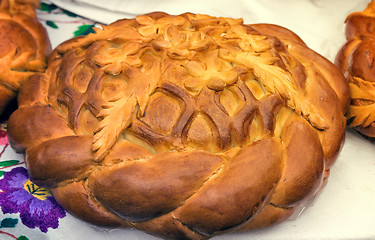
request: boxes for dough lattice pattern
[8,12,348,239]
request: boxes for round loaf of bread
[0,0,51,115]
[336,0,375,138]
[8,12,348,239]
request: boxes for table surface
[0,0,374,239]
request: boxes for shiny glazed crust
[8,12,348,239]
[0,0,51,115]
[335,0,375,138]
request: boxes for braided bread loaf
[335,0,375,138]
[8,12,348,239]
[0,0,51,115]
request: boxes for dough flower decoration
[182,54,238,92]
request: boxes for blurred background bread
[336,0,375,138]
[0,0,51,116]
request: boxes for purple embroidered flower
[0,167,66,233]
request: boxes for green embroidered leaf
[46,20,58,29]
[40,3,58,12]
[18,236,29,240]
[0,160,19,167]
[0,218,18,228]
[74,25,95,37]
[62,9,78,17]
[0,171,4,177]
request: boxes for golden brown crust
[8,12,348,239]
[239,204,295,231]
[7,104,75,152]
[25,135,96,187]
[51,181,130,227]
[270,116,324,208]
[0,0,40,18]
[0,0,51,115]
[335,0,375,138]
[253,23,349,167]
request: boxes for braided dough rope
[8,12,348,239]
[336,0,375,138]
[0,0,51,115]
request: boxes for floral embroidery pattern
[0,167,66,233]
[0,218,29,240]
[38,2,96,37]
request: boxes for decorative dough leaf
[92,95,137,160]
[221,50,328,129]
[347,77,375,127]
[92,53,160,161]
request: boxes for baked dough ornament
[0,0,51,115]
[8,12,348,239]
[336,0,375,138]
